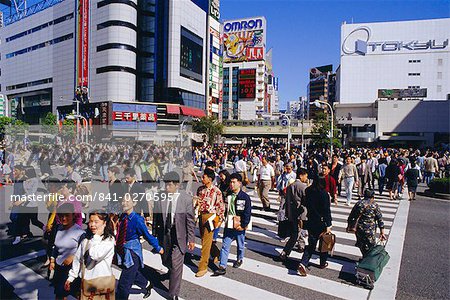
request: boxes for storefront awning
[166,105,180,115]
[180,106,206,118]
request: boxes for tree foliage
[311,112,342,149]
[0,117,29,138]
[42,112,59,135]
[192,116,224,145]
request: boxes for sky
[220,0,450,109]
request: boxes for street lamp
[180,116,193,147]
[67,114,89,143]
[313,99,334,157]
[280,113,291,152]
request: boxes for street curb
[417,189,450,201]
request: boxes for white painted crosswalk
[0,185,407,300]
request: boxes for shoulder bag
[81,239,116,300]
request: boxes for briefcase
[318,232,336,253]
[277,220,291,239]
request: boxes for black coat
[304,188,332,235]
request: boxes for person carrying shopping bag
[65,210,116,300]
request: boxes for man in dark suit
[357,156,370,199]
[279,168,308,260]
[153,172,195,300]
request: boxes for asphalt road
[396,185,450,300]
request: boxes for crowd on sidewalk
[0,139,449,299]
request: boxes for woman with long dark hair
[65,210,116,299]
[298,176,332,276]
[218,169,231,197]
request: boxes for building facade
[307,64,335,119]
[221,16,267,120]
[338,18,450,104]
[206,0,222,119]
[0,0,210,124]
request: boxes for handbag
[81,240,116,300]
[277,220,291,239]
[318,232,336,253]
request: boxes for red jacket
[324,174,337,199]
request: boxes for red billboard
[76,0,89,87]
[239,69,256,99]
[246,47,264,61]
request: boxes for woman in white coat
[65,210,116,300]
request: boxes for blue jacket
[227,190,252,228]
[116,211,161,268]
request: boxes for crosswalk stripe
[0,250,46,269]
[111,268,171,299]
[187,244,369,300]
[141,249,292,300]
[250,215,392,233]
[0,263,76,300]
[250,206,395,224]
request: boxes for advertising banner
[378,88,427,98]
[76,0,89,87]
[223,17,266,63]
[239,69,256,99]
[209,0,220,21]
[310,64,332,80]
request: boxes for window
[6,34,73,59]
[6,13,74,43]
[96,66,137,75]
[408,73,420,76]
[437,85,442,93]
[437,72,442,79]
[97,43,137,53]
[98,0,137,9]
[97,20,137,31]
[6,78,52,91]
[438,58,443,66]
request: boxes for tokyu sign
[224,18,263,32]
[342,26,449,55]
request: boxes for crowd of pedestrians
[0,139,449,298]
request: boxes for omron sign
[224,19,263,32]
[342,26,449,55]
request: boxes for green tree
[0,116,13,135]
[61,118,76,140]
[42,112,58,135]
[192,116,224,145]
[311,112,342,149]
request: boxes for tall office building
[0,0,210,124]
[338,18,449,104]
[307,64,335,119]
[221,16,267,120]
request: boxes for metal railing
[4,0,64,27]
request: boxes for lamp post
[67,114,88,143]
[313,99,333,157]
[280,113,291,152]
[180,116,193,148]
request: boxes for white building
[338,18,450,104]
[222,16,267,120]
[0,0,209,124]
